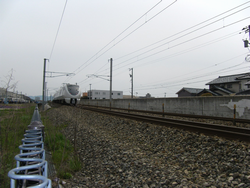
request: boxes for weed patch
[43,113,82,180]
[0,104,35,188]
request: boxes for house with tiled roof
[205,72,250,96]
[176,87,203,97]
[176,73,250,97]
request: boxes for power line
[79,22,249,90]
[115,1,250,61]
[117,52,248,92]
[133,62,248,91]
[111,16,250,74]
[63,0,164,83]
[111,7,250,71]
[93,4,250,76]
[49,0,68,60]
[76,2,250,90]
[110,30,241,77]
[71,0,178,77]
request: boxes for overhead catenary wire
[114,1,250,61]
[63,0,164,83]
[132,62,248,92]
[112,7,250,70]
[114,16,250,72]
[49,0,68,61]
[77,30,242,86]
[96,16,249,78]
[92,4,250,77]
[74,1,249,95]
[116,50,249,92]
[75,0,163,74]
[109,30,241,78]
[138,52,248,87]
[69,0,178,78]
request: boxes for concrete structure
[88,90,123,100]
[80,95,250,119]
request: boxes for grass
[0,104,82,187]
[42,112,82,180]
[0,104,36,188]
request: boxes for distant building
[0,87,31,103]
[88,90,123,99]
[176,87,203,97]
[176,73,250,97]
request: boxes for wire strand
[72,0,178,77]
[49,0,68,61]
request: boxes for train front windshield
[67,85,79,95]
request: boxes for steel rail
[80,104,250,124]
[80,106,250,142]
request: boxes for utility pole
[242,25,250,48]
[42,58,48,111]
[110,58,113,102]
[129,68,133,98]
[89,84,91,101]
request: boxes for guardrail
[8,106,52,188]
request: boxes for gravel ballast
[46,106,250,188]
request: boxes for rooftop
[176,87,203,94]
[206,72,250,85]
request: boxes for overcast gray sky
[1,0,250,98]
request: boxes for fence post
[233,104,236,126]
[162,103,164,117]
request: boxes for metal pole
[42,58,47,111]
[110,58,113,102]
[233,104,236,126]
[129,68,133,98]
[131,68,133,98]
[45,82,48,102]
[89,84,91,101]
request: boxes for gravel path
[46,106,250,188]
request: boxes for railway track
[78,105,250,142]
[80,105,250,124]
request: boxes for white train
[53,83,81,105]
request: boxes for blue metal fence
[8,106,52,188]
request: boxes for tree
[146,93,151,98]
[2,69,18,103]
